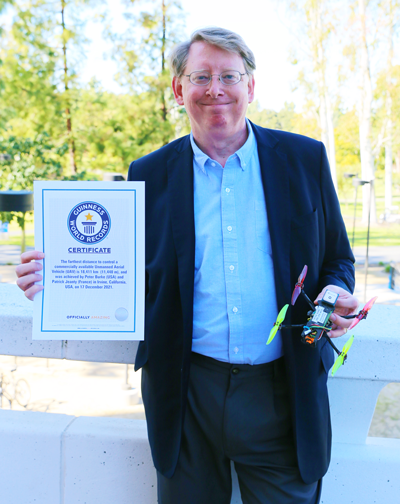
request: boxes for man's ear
[247,74,255,104]
[172,76,184,106]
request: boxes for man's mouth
[201,102,232,106]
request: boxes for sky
[79,0,299,112]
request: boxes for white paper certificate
[33,181,145,340]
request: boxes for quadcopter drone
[267,265,377,376]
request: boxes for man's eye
[223,74,235,80]
[193,73,209,82]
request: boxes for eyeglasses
[183,70,248,86]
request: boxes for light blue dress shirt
[191,120,283,365]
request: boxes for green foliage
[334,107,361,192]
[72,83,180,173]
[247,100,296,131]
[0,210,31,231]
[247,100,320,140]
[0,0,188,182]
[0,133,67,189]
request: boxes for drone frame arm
[322,333,341,356]
[300,290,316,311]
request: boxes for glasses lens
[190,71,211,85]
[220,71,241,85]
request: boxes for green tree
[278,0,339,190]
[247,100,297,132]
[108,0,187,147]
[0,133,67,190]
[0,0,104,176]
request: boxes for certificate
[33,181,145,340]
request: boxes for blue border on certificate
[41,189,136,334]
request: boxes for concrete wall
[1,284,400,503]
[0,411,156,504]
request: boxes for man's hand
[15,250,45,301]
[314,285,359,339]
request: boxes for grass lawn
[344,222,400,247]
[0,234,34,247]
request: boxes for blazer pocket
[291,208,318,230]
[290,208,319,263]
[255,200,272,255]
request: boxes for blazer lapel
[166,137,195,349]
[252,123,292,311]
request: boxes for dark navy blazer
[127,123,355,484]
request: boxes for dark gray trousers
[157,352,321,504]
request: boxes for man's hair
[169,27,256,78]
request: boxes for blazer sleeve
[317,143,355,294]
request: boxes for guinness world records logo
[68,201,111,244]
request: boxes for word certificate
[33,181,145,341]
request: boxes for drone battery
[310,289,339,326]
[311,306,330,325]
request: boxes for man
[17,27,358,504]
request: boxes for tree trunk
[310,0,338,191]
[384,0,394,219]
[385,111,393,218]
[61,0,77,174]
[358,0,376,224]
[395,150,400,174]
[325,91,338,192]
[161,0,167,123]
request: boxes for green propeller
[331,335,355,376]
[267,304,289,345]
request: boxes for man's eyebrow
[188,68,242,72]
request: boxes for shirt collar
[190,118,255,174]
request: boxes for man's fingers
[15,260,43,279]
[20,250,44,264]
[23,284,44,301]
[16,273,43,292]
[329,313,353,339]
[15,251,45,300]
[334,296,359,315]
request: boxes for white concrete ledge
[1,409,400,504]
[0,284,139,363]
[0,410,157,504]
[322,438,400,504]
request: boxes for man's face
[172,41,255,139]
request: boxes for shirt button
[227,226,232,231]
[229,265,234,271]
[232,307,238,313]
[225,188,230,193]
[234,346,239,353]
[243,162,246,167]
[232,367,240,375]
[211,162,216,167]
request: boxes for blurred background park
[0,0,399,436]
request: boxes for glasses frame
[183,70,248,86]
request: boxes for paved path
[353,246,400,265]
[0,244,34,265]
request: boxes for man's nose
[206,75,224,98]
